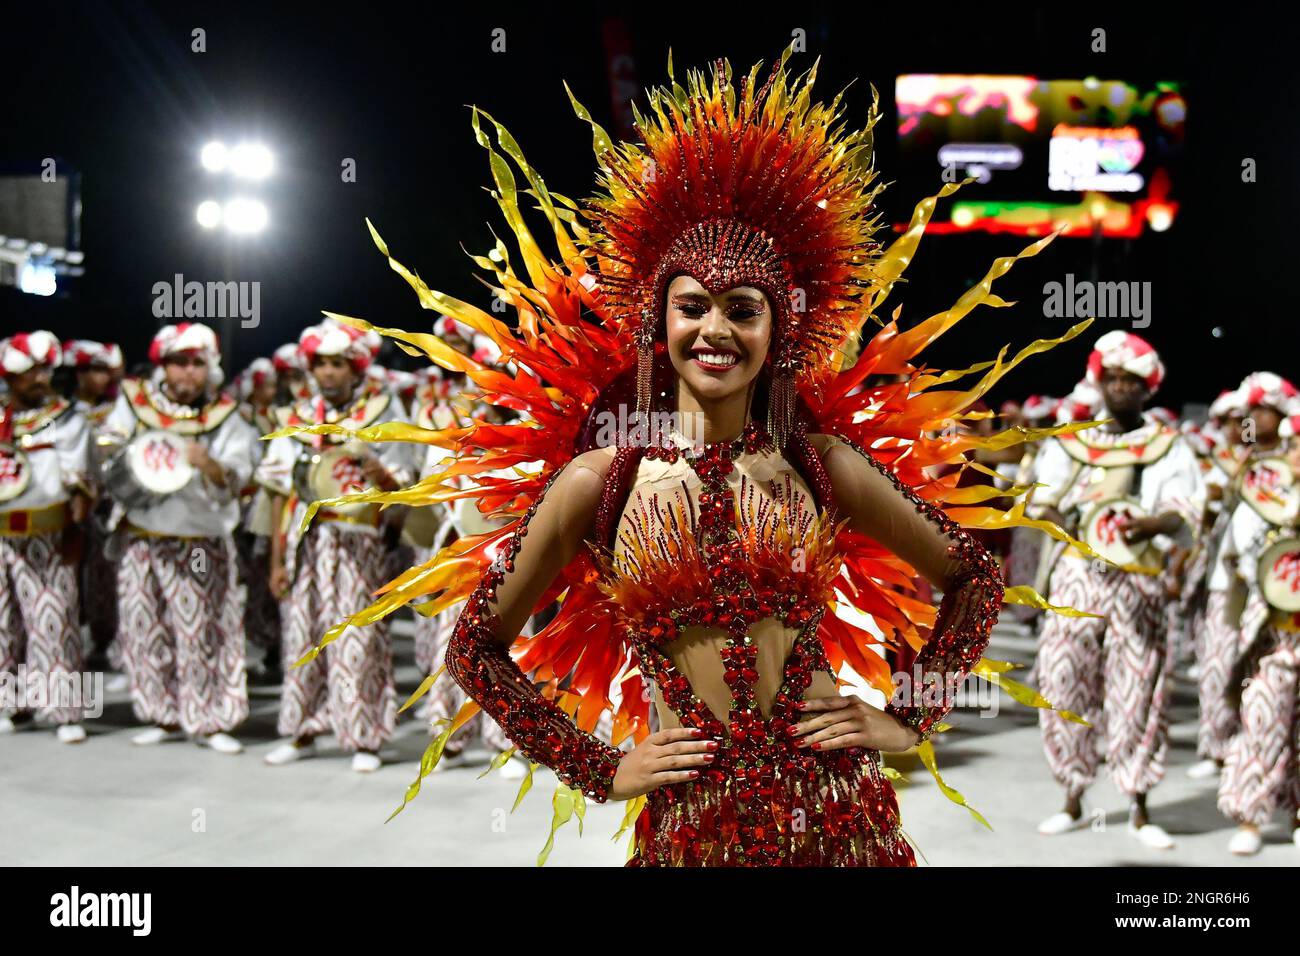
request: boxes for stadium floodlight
[223,198,268,234]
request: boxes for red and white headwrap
[272,342,305,373]
[1239,371,1300,415]
[150,322,220,364]
[1280,415,1300,440]
[1208,387,1246,420]
[1149,406,1178,426]
[1021,394,1058,421]
[62,339,124,370]
[1085,330,1165,394]
[299,321,371,372]
[1,330,62,374]
[1057,379,1102,424]
[236,357,276,401]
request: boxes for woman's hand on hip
[792,695,920,753]
[608,727,718,801]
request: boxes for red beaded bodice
[589,422,913,865]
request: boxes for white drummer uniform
[101,376,257,735]
[0,397,91,726]
[1215,455,1300,826]
[257,389,412,753]
[1032,412,1205,799]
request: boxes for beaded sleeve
[443,471,626,803]
[832,437,1005,743]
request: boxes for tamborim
[127,429,194,495]
[0,448,32,503]
[303,444,376,519]
[1240,457,1299,527]
[1080,497,1156,568]
[1258,533,1300,612]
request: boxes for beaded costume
[277,48,1090,865]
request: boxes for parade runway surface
[3,620,1296,867]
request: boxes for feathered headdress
[584,51,884,443]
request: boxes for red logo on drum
[1096,507,1131,546]
[331,456,365,494]
[1274,551,1300,595]
[143,438,179,472]
[0,454,24,485]
[1245,463,1281,492]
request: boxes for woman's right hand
[607,727,718,801]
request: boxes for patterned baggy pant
[1197,591,1242,762]
[1218,625,1300,827]
[278,523,396,752]
[1037,558,1171,799]
[0,531,84,725]
[118,534,248,735]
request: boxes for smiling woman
[288,45,1082,867]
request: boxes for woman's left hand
[792,695,920,753]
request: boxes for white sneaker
[351,752,381,773]
[56,724,87,745]
[496,755,527,780]
[0,716,15,734]
[198,732,243,755]
[105,673,130,694]
[1038,810,1089,835]
[264,739,316,766]
[131,726,186,746]
[1128,821,1175,849]
[1186,759,1221,780]
[1228,828,1263,856]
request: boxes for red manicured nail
[811,742,821,750]
[705,741,718,751]
[689,770,700,778]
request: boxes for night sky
[4,3,1297,408]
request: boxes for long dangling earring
[634,309,654,438]
[767,364,796,448]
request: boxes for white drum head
[1241,457,1299,526]
[0,449,32,503]
[1259,536,1300,613]
[127,431,194,495]
[1081,497,1149,567]
[308,446,373,516]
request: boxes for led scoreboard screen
[895,74,1186,237]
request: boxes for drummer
[100,323,257,755]
[257,320,412,773]
[1029,331,1205,848]
[0,332,93,743]
[1213,372,1300,855]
